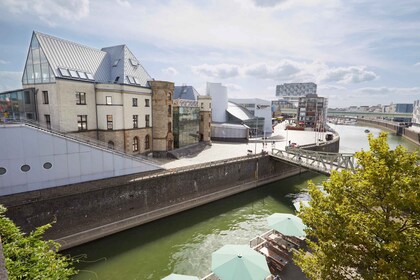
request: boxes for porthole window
[43,162,52,169]
[21,165,30,172]
[0,167,6,175]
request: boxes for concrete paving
[158,122,323,169]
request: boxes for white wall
[230,98,272,135]
[206,82,227,122]
[0,124,161,196]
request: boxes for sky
[0,0,419,108]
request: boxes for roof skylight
[59,68,70,77]
[69,70,79,78]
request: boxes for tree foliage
[0,205,77,279]
[295,133,420,280]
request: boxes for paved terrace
[159,123,328,169]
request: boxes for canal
[66,124,418,280]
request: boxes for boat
[364,129,370,133]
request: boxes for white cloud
[162,67,179,76]
[0,0,89,26]
[192,64,240,79]
[192,60,378,85]
[116,0,130,7]
[0,60,8,65]
[225,83,242,92]
[251,0,288,8]
[414,62,420,67]
[319,66,379,84]
[0,71,23,91]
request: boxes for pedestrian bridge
[270,148,359,175]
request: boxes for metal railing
[271,147,358,175]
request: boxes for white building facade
[229,98,272,135]
[206,82,227,123]
[413,99,420,125]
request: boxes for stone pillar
[198,95,212,144]
[150,81,174,157]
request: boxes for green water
[66,124,418,280]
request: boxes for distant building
[412,100,420,125]
[297,94,328,130]
[229,98,272,136]
[276,82,317,108]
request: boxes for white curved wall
[0,124,161,196]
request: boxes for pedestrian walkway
[159,123,325,169]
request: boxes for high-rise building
[276,82,317,108]
[297,94,328,130]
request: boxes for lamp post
[254,115,258,154]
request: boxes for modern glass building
[0,88,37,122]
[173,100,200,148]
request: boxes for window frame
[76,92,86,105]
[145,134,150,150]
[145,114,150,127]
[132,98,138,107]
[77,115,88,131]
[145,99,150,107]
[106,96,112,105]
[132,136,139,152]
[107,115,113,130]
[42,90,49,104]
[133,115,138,128]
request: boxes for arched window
[133,137,139,152]
[167,92,172,100]
[145,135,150,150]
[108,141,114,149]
[168,122,172,132]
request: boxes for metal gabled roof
[101,44,152,87]
[35,31,110,82]
[174,85,200,100]
[32,31,152,87]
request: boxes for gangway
[270,148,358,175]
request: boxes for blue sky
[0,0,419,107]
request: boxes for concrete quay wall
[0,155,303,250]
[357,119,420,145]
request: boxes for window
[0,167,6,175]
[108,141,115,149]
[45,114,51,129]
[132,137,139,152]
[168,122,172,132]
[113,59,120,67]
[132,98,138,107]
[201,102,204,109]
[106,96,112,105]
[77,115,87,131]
[86,73,94,80]
[24,91,31,104]
[167,92,172,100]
[76,92,86,105]
[168,105,171,117]
[21,165,30,172]
[43,162,52,169]
[107,115,113,130]
[201,115,203,122]
[133,115,138,128]
[209,103,211,109]
[69,70,79,78]
[59,68,70,77]
[145,114,150,127]
[145,99,150,107]
[145,135,150,149]
[42,91,49,104]
[78,71,88,79]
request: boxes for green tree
[0,205,77,279]
[295,133,420,280]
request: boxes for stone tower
[198,95,212,144]
[150,80,174,157]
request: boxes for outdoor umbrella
[267,213,306,237]
[161,273,199,280]
[211,244,270,280]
